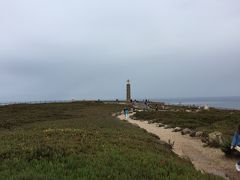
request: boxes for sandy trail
[118,114,239,180]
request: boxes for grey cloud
[0,0,240,101]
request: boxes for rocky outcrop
[172,127,182,132]
[195,131,204,137]
[148,120,154,124]
[158,123,164,127]
[131,116,137,120]
[208,131,224,146]
[190,131,197,137]
[181,128,192,135]
[164,125,171,129]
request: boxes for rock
[148,120,154,124]
[164,125,171,129]
[172,127,182,132]
[208,131,224,146]
[195,131,204,137]
[131,116,137,120]
[190,131,197,137]
[201,137,208,143]
[181,128,192,135]
[158,123,164,127]
[155,123,160,127]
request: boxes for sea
[154,96,240,110]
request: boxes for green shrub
[221,139,232,156]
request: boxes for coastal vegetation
[0,102,221,179]
[134,104,240,140]
[133,103,240,156]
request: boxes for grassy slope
[134,106,240,139]
[0,102,220,179]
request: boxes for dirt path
[118,114,239,180]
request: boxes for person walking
[231,124,240,172]
[144,99,148,110]
[123,107,129,119]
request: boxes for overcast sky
[0,0,240,101]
